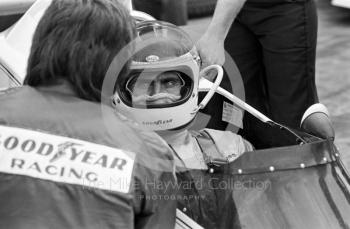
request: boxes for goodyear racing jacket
[0,83,176,229]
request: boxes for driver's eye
[161,78,182,88]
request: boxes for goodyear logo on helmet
[0,125,135,193]
[143,119,173,126]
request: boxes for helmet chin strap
[192,65,224,115]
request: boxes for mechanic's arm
[197,0,246,68]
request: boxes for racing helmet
[114,21,216,131]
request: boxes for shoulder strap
[193,130,229,167]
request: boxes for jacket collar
[36,80,78,97]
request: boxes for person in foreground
[113,21,254,228]
[0,1,176,228]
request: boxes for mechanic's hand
[196,33,225,81]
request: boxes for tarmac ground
[184,0,350,169]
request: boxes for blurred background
[314,0,350,169]
[133,0,216,26]
[134,0,350,169]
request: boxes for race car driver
[113,20,253,228]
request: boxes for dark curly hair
[24,0,135,102]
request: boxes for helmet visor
[126,71,187,106]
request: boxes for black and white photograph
[0,0,349,228]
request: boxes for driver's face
[127,71,184,105]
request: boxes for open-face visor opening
[121,69,194,109]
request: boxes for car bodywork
[176,137,350,228]
[332,0,350,9]
[0,0,55,90]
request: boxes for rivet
[238,169,242,174]
[183,207,187,212]
[300,163,305,169]
[323,157,327,162]
[335,153,339,157]
[209,168,215,174]
[192,93,196,98]
[269,166,275,172]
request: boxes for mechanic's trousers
[205,0,319,148]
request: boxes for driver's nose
[148,80,163,96]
